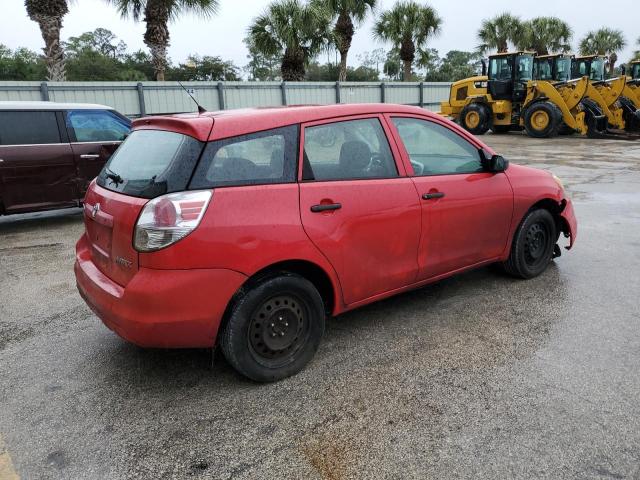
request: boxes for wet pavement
[0,133,639,479]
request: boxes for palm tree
[248,0,333,81]
[315,0,377,81]
[633,36,640,61]
[516,17,572,55]
[108,0,219,81]
[25,0,69,81]
[579,28,626,75]
[476,13,522,54]
[373,1,442,82]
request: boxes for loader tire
[523,101,561,138]
[460,103,490,135]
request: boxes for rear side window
[190,125,298,189]
[97,129,203,199]
[302,118,397,181]
[0,111,60,145]
[66,110,130,142]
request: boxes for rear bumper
[75,235,247,348]
[560,197,577,249]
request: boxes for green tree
[383,48,401,80]
[169,54,240,81]
[24,0,69,81]
[579,28,626,75]
[315,0,377,81]
[356,48,385,77]
[243,35,281,81]
[423,50,481,82]
[0,44,47,80]
[107,0,219,81]
[247,0,333,81]
[516,17,572,55]
[373,1,442,82]
[476,13,522,54]
[305,60,378,80]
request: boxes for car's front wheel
[503,209,557,279]
[220,273,325,382]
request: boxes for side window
[66,110,130,142]
[303,118,397,181]
[391,117,482,176]
[489,57,512,81]
[0,111,60,145]
[190,125,298,188]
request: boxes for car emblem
[92,203,100,219]
[115,256,133,268]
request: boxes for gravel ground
[0,133,639,479]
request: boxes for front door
[298,116,421,306]
[0,110,77,213]
[387,115,513,280]
[65,109,130,197]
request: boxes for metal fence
[0,80,451,117]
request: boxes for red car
[75,104,577,382]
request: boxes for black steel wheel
[248,294,310,366]
[220,273,325,382]
[503,208,557,279]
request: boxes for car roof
[0,101,112,111]
[133,103,439,141]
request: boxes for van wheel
[460,103,490,135]
[524,102,561,138]
[220,273,325,382]
[503,209,557,279]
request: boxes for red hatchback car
[75,104,577,381]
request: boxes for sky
[1,0,638,73]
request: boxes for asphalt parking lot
[1,133,639,480]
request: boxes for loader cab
[572,56,606,82]
[487,52,534,102]
[631,61,640,80]
[534,54,573,82]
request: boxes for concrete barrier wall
[0,80,451,117]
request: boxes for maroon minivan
[0,101,131,215]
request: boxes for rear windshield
[97,129,203,199]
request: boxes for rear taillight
[134,191,212,252]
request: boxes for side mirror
[479,149,508,172]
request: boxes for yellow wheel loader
[440,52,605,138]
[623,60,640,111]
[572,55,640,132]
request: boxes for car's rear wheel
[220,273,325,382]
[503,209,557,279]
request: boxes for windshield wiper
[104,167,124,185]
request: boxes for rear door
[298,115,421,306]
[0,110,77,213]
[65,109,131,197]
[387,115,513,280]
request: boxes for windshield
[97,129,204,199]
[516,55,534,82]
[556,57,572,82]
[590,58,605,81]
[534,59,553,80]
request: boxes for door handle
[422,192,445,200]
[80,154,100,159]
[310,203,341,213]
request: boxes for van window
[0,111,60,145]
[190,125,298,188]
[97,129,204,199]
[66,110,130,142]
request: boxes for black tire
[503,209,557,279]
[220,273,325,382]
[491,124,511,134]
[460,103,490,135]
[523,101,561,138]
